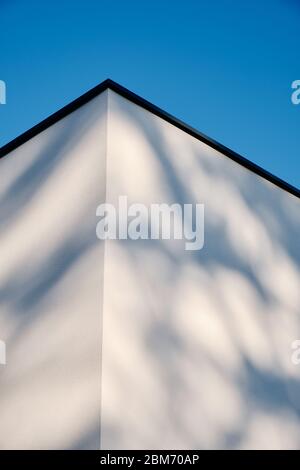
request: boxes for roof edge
[0,78,299,199]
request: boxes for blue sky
[0,0,299,188]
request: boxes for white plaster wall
[0,91,108,449]
[0,87,299,450]
[101,90,300,449]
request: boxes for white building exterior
[0,81,299,449]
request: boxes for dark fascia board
[0,78,299,199]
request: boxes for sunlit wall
[101,90,300,450]
[0,91,107,449]
[0,88,299,450]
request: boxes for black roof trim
[0,78,299,199]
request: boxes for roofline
[0,78,299,199]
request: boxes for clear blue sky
[0,0,299,188]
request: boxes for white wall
[101,90,300,449]
[0,91,108,449]
[0,87,299,450]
